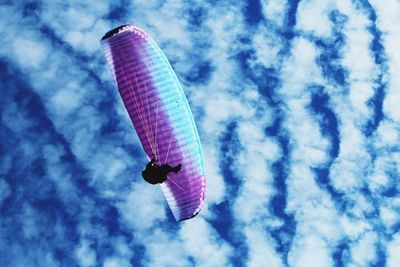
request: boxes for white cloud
[202,92,255,133]
[340,3,377,119]
[12,38,47,69]
[233,120,279,225]
[0,178,11,205]
[179,218,232,267]
[245,225,284,267]
[21,204,41,240]
[380,205,398,231]
[368,154,396,194]
[64,7,96,30]
[339,215,371,239]
[349,231,378,266]
[375,120,399,147]
[280,38,323,97]
[330,157,365,193]
[65,20,109,53]
[296,0,333,37]
[289,234,334,267]
[0,154,12,176]
[369,0,400,122]
[40,1,111,54]
[1,102,34,133]
[288,101,330,166]
[286,163,340,238]
[387,233,400,267]
[75,239,97,267]
[261,0,288,27]
[142,229,190,267]
[103,257,131,267]
[50,86,84,116]
[118,183,167,232]
[251,27,282,68]
[201,146,226,206]
[329,119,370,193]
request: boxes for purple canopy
[101,25,206,221]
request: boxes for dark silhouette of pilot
[142,156,182,184]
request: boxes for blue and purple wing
[101,25,206,221]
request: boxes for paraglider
[101,24,206,221]
[142,156,182,185]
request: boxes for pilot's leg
[161,164,182,174]
[171,164,182,173]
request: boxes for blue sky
[1,0,400,266]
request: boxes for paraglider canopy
[101,24,206,221]
[101,24,131,40]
